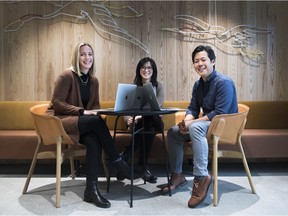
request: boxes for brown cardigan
[47,69,100,144]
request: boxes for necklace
[79,76,89,85]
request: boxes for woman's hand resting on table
[83,110,97,115]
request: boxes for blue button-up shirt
[186,70,238,120]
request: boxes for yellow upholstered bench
[1,100,287,162]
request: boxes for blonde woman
[47,42,131,208]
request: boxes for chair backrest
[30,104,74,145]
[206,104,249,145]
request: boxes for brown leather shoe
[161,173,187,193]
[188,174,212,208]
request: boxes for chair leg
[70,157,75,179]
[22,139,41,194]
[56,140,62,208]
[161,129,171,196]
[101,151,111,193]
[101,151,109,181]
[238,138,256,194]
[212,137,219,207]
[106,165,111,193]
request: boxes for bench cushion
[0,101,49,130]
[241,129,288,158]
[0,130,55,159]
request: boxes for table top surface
[95,107,184,116]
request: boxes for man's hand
[178,120,189,135]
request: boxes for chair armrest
[207,117,226,137]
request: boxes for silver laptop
[143,83,184,112]
[114,82,183,112]
[114,83,147,111]
[142,83,161,111]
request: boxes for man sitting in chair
[160,45,238,208]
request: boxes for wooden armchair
[176,104,256,206]
[22,104,86,208]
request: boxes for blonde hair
[70,42,96,76]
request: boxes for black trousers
[78,115,119,181]
[128,115,163,166]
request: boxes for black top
[79,72,90,109]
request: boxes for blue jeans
[167,120,211,176]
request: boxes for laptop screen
[114,83,147,111]
[143,83,161,111]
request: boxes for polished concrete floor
[0,161,288,215]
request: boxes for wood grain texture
[0,1,287,101]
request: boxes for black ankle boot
[84,180,111,208]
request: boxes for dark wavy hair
[134,57,158,87]
[192,45,216,69]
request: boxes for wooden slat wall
[0,1,287,101]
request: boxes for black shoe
[84,181,111,208]
[113,158,144,181]
[112,158,131,180]
[142,168,157,183]
[119,150,130,163]
[116,173,126,181]
[116,169,144,181]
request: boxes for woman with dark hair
[47,42,131,208]
[121,57,165,183]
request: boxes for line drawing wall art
[162,14,272,64]
[3,1,273,62]
[3,0,149,54]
